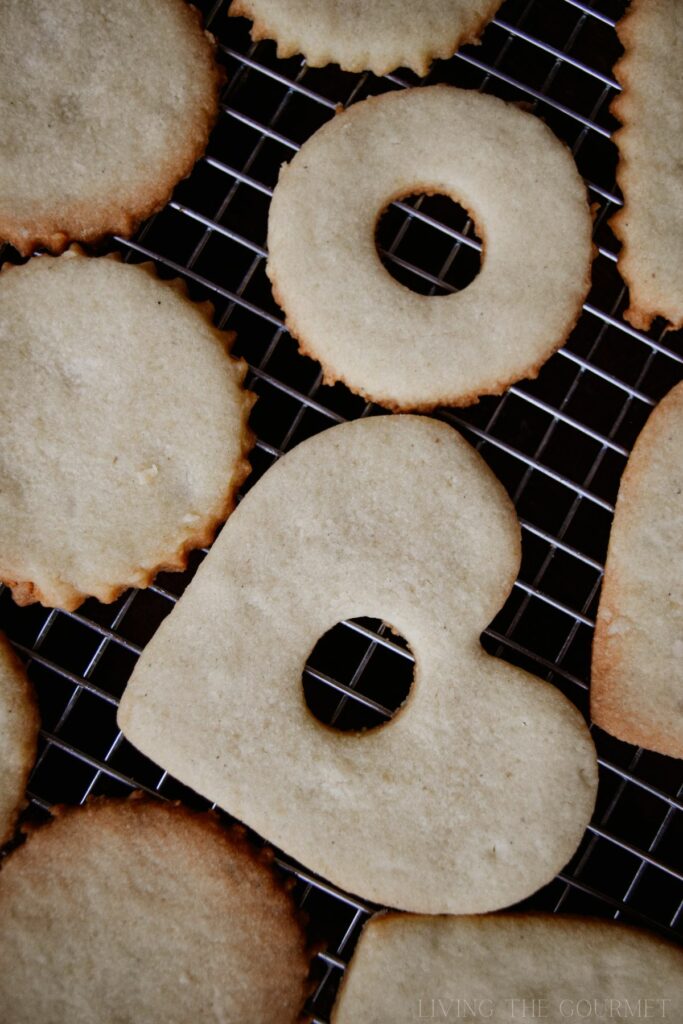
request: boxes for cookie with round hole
[0,0,222,256]
[592,381,683,759]
[0,633,39,848]
[118,415,598,914]
[331,913,683,1023]
[611,0,683,331]
[0,249,254,611]
[229,0,504,77]
[266,85,593,411]
[0,798,311,1023]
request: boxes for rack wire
[1,0,682,1019]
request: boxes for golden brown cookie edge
[0,250,256,612]
[591,381,683,759]
[228,0,504,77]
[0,4,224,257]
[0,634,40,849]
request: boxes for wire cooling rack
[1,0,682,1019]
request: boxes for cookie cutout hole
[376,192,482,296]
[302,617,415,733]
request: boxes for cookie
[119,415,597,914]
[611,0,683,331]
[0,249,254,611]
[0,0,222,256]
[267,86,593,411]
[592,381,683,759]
[0,634,39,848]
[0,799,310,1023]
[229,0,503,77]
[332,913,683,1023]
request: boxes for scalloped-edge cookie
[332,913,683,1023]
[0,249,254,611]
[611,0,683,331]
[0,798,311,1023]
[119,415,597,914]
[0,0,222,256]
[0,634,39,848]
[229,0,504,77]
[592,381,683,759]
[266,86,593,411]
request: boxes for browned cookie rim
[0,2,224,257]
[229,0,504,77]
[610,0,683,333]
[0,635,40,849]
[0,249,256,612]
[0,795,315,1023]
[591,381,683,759]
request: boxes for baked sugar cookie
[592,382,683,759]
[0,634,39,847]
[0,0,221,256]
[332,914,683,1023]
[267,86,593,411]
[229,0,504,77]
[0,799,310,1024]
[0,250,253,611]
[611,0,683,331]
[119,415,597,914]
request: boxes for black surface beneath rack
[1,1,682,1021]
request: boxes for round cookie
[0,799,311,1024]
[119,415,598,914]
[592,381,683,759]
[0,250,254,611]
[267,85,593,411]
[0,634,39,848]
[229,0,504,77]
[332,913,683,1023]
[0,0,222,256]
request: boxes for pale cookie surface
[229,0,503,76]
[592,382,683,759]
[0,800,310,1024]
[0,635,39,848]
[332,913,683,1023]
[0,0,221,256]
[0,250,253,612]
[119,415,597,914]
[267,86,593,411]
[611,0,683,331]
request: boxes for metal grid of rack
[1,0,682,1019]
